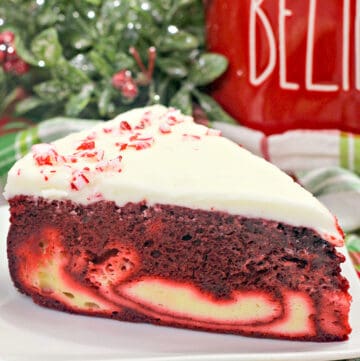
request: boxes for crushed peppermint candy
[96,155,123,173]
[29,108,213,193]
[32,143,62,166]
[85,132,97,141]
[119,121,132,131]
[135,114,152,129]
[128,136,154,150]
[76,140,95,151]
[162,108,185,126]
[159,122,171,134]
[166,115,178,126]
[103,127,113,134]
[74,149,105,162]
[182,134,201,141]
[39,168,58,182]
[206,129,222,136]
[129,133,141,141]
[63,155,78,163]
[115,142,128,151]
[71,170,90,191]
[135,120,146,130]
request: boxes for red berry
[0,31,15,45]
[112,70,139,100]
[121,81,138,100]
[0,32,30,75]
[2,59,29,74]
[12,59,30,75]
[0,50,5,63]
[5,46,17,60]
[112,70,130,90]
[3,60,14,73]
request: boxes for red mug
[205,0,360,135]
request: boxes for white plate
[0,205,360,361]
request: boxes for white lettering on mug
[343,0,350,91]
[249,0,359,92]
[306,0,339,91]
[249,0,277,85]
[279,0,299,90]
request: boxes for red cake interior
[7,195,351,341]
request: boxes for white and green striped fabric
[296,167,360,232]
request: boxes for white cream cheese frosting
[4,105,343,246]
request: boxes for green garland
[0,0,235,123]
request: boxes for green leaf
[14,97,44,115]
[53,58,90,88]
[69,11,98,39]
[34,80,71,102]
[346,234,360,252]
[89,50,113,78]
[136,9,160,40]
[0,69,8,114]
[31,28,62,66]
[69,33,93,50]
[114,52,135,71]
[94,38,117,63]
[1,88,21,113]
[157,58,188,78]
[170,86,192,115]
[147,82,160,105]
[37,6,60,27]
[65,84,95,117]
[97,1,128,35]
[98,87,112,118]
[2,121,30,130]
[193,90,237,124]
[70,54,96,76]
[156,76,172,103]
[189,54,228,86]
[85,0,102,5]
[0,67,5,96]
[13,35,39,66]
[159,31,199,52]
[165,0,197,22]
[178,0,197,6]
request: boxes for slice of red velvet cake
[4,106,351,341]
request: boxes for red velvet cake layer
[7,196,351,341]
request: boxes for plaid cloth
[1,117,360,278]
